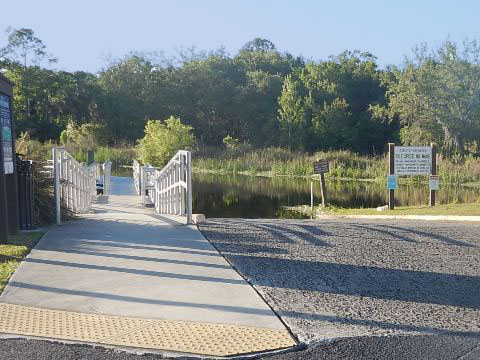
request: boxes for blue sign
[387,175,398,190]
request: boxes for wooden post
[388,143,395,210]
[87,149,94,166]
[430,143,437,206]
[320,173,327,207]
[310,180,314,210]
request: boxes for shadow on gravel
[279,311,480,337]
[208,219,333,248]
[350,224,418,243]
[266,335,480,360]
[250,223,332,247]
[350,223,476,247]
[380,224,477,248]
[228,255,480,309]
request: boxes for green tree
[290,51,395,153]
[277,74,305,149]
[384,39,480,155]
[97,55,160,141]
[241,38,276,52]
[312,97,352,149]
[174,53,243,145]
[136,116,196,167]
[0,27,57,120]
[59,121,106,149]
[236,70,283,146]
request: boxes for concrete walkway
[0,177,293,355]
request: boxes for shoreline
[287,203,480,218]
[193,167,480,187]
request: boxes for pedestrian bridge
[0,149,296,357]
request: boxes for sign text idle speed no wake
[394,146,431,176]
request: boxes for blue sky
[1,0,479,72]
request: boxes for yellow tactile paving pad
[0,303,296,356]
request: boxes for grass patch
[193,147,480,185]
[0,231,45,294]
[322,203,480,216]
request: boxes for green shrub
[136,116,196,167]
[60,121,106,149]
[223,135,240,150]
[16,132,53,161]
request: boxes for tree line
[1,28,479,156]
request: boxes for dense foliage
[1,29,480,156]
[381,42,480,155]
[136,116,196,166]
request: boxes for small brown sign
[313,160,329,174]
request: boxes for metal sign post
[310,180,314,211]
[429,143,437,206]
[388,143,395,210]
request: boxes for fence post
[141,166,146,207]
[28,161,35,229]
[186,151,192,224]
[53,147,61,224]
[180,154,185,215]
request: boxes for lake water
[192,173,480,218]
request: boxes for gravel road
[198,218,480,344]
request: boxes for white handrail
[133,160,141,195]
[53,147,97,224]
[103,160,112,194]
[53,147,110,224]
[132,151,192,224]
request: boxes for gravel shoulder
[198,218,480,344]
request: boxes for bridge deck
[0,177,294,356]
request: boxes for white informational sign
[3,161,13,174]
[429,175,440,190]
[394,146,432,176]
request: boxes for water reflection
[193,173,480,218]
[112,166,134,177]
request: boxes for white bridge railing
[53,147,110,224]
[133,151,192,224]
[103,160,112,195]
